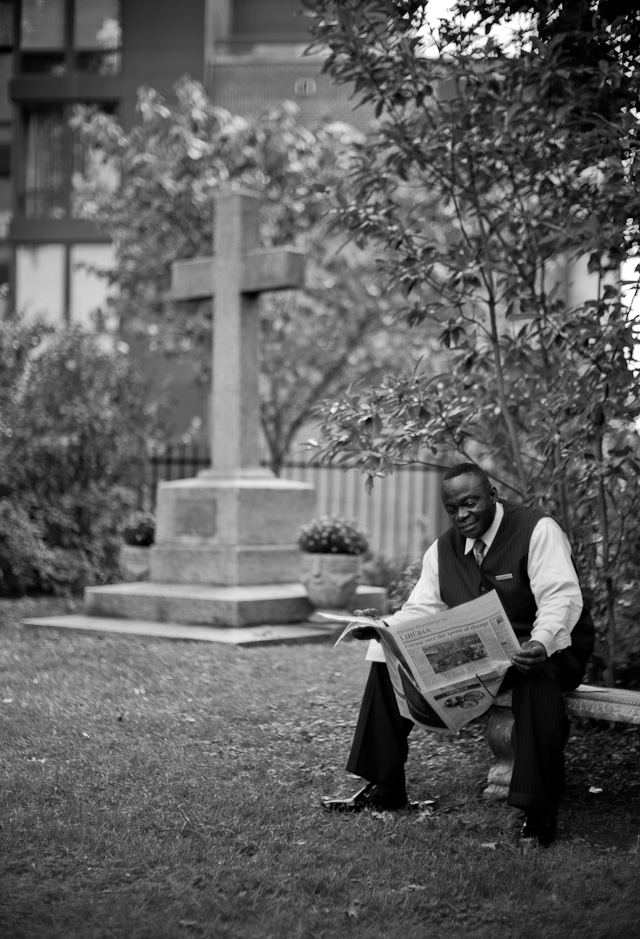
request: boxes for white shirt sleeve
[527,517,584,656]
[365,540,446,662]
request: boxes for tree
[72,78,433,474]
[302,0,640,680]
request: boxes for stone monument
[85,190,317,628]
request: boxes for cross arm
[170,248,305,302]
[240,248,305,294]
[170,257,213,301]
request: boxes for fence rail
[147,444,446,560]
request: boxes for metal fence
[148,444,447,561]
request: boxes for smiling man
[321,463,595,846]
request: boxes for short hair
[442,462,492,490]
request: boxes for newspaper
[321,590,521,734]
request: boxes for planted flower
[297,515,368,556]
[121,511,156,547]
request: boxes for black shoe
[520,811,557,847]
[321,782,409,813]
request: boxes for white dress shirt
[366,502,584,662]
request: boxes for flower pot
[300,552,361,610]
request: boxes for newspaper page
[321,591,521,733]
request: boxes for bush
[0,321,166,594]
[0,498,53,597]
[387,558,424,614]
[359,553,410,588]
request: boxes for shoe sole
[321,800,422,814]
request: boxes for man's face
[441,474,497,540]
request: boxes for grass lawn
[1,597,639,939]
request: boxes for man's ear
[489,486,498,503]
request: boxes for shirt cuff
[530,627,572,658]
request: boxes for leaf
[345,899,362,920]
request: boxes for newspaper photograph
[321,591,521,733]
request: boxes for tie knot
[473,539,485,566]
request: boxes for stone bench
[483,684,640,800]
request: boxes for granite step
[84,581,313,628]
[21,614,340,646]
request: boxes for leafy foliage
[387,557,425,614]
[121,511,156,547]
[302,1,640,678]
[0,320,165,594]
[0,500,52,597]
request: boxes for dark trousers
[346,648,587,813]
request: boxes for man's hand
[350,608,386,642]
[512,640,548,673]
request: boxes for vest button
[480,585,486,592]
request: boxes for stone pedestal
[86,471,318,629]
[483,705,516,800]
[119,545,151,583]
[150,474,315,587]
[85,581,313,628]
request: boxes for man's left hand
[349,608,385,642]
[511,640,548,673]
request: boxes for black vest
[438,501,594,659]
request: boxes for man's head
[441,463,497,540]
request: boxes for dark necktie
[473,538,485,567]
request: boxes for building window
[21,103,116,220]
[0,0,14,49]
[23,107,67,218]
[74,0,121,75]
[16,244,66,324]
[20,0,121,76]
[16,242,116,327]
[70,243,117,329]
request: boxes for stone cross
[171,190,305,475]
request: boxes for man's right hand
[350,608,385,641]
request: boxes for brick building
[1,0,365,329]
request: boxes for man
[322,462,594,846]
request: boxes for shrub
[0,498,53,597]
[359,553,411,588]
[0,320,166,593]
[121,511,155,547]
[387,558,424,614]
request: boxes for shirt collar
[464,501,504,555]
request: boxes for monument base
[150,544,303,586]
[82,582,389,631]
[23,586,389,647]
[152,473,316,587]
[85,581,313,628]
